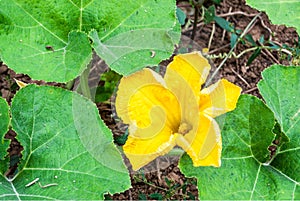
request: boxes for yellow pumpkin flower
[116,52,241,170]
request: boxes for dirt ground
[0,0,298,200]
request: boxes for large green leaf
[258,65,300,184]
[0,85,130,200]
[91,26,180,75]
[0,97,10,160]
[0,0,179,82]
[90,0,181,75]
[179,95,299,200]
[246,0,300,34]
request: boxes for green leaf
[179,95,299,200]
[138,193,148,200]
[0,0,92,83]
[0,96,9,160]
[0,85,130,200]
[114,131,129,146]
[247,47,261,65]
[0,0,180,81]
[258,35,264,44]
[230,33,238,49]
[95,70,121,103]
[176,7,186,25]
[149,193,163,200]
[258,65,300,182]
[268,41,280,50]
[90,0,180,75]
[204,6,215,24]
[245,34,256,46]
[212,0,221,4]
[91,26,180,76]
[246,0,300,34]
[214,16,235,33]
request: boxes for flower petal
[123,126,177,170]
[116,68,180,130]
[199,79,241,118]
[176,114,221,167]
[164,52,210,128]
[164,52,211,97]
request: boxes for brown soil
[0,0,298,200]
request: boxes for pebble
[1,89,9,99]
[0,65,8,74]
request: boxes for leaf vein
[12,1,67,45]
[250,163,262,200]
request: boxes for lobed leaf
[246,0,300,34]
[258,65,300,183]
[0,85,130,200]
[179,95,299,200]
[0,0,180,82]
[0,0,92,83]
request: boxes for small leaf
[114,131,129,146]
[0,97,10,161]
[138,193,148,200]
[230,33,238,48]
[259,35,265,44]
[179,95,299,200]
[267,41,280,50]
[149,193,163,200]
[245,34,256,46]
[214,16,235,33]
[247,47,261,65]
[212,0,221,4]
[176,7,186,25]
[95,70,122,103]
[204,6,215,24]
[236,29,242,34]
[0,85,131,200]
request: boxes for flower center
[177,122,192,135]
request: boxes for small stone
[268,145,277,152]
[226,75,236,83]
[1,89,9,99]
[0,65,8,74]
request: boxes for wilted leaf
[0,85,130,200]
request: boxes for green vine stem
[77,63,92,100]
[65,79,75,90]
[205,13,261,87]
